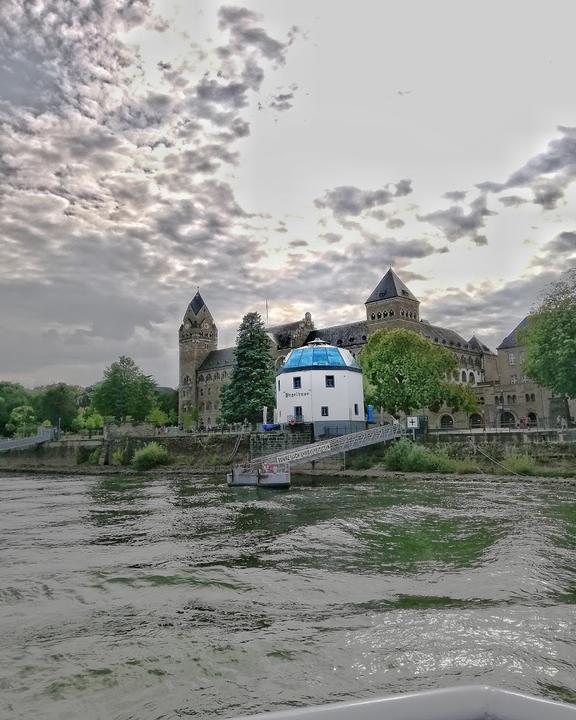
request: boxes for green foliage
[75,446,92,464]
[88,448,101,465]
[360,329,474,415]
[384,438,479,474]
[35,383,79,430]
[0,382,34,436]
[521,269,576,398]
[5,405,37,437]
[155,388,178,418]
[71,406,104,433]
[220,312,275,424]
[131,442,171,471]
[112,448,127,465]
[146,406,169,426]
[502,453,536,476]
[92,356,157,422]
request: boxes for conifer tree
[220,312,275,423]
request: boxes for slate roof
[189,291,206,315]
[306,321,368,347]
[497,317,529,350]
[418,321,471,350]
[366,268,419,304]
[266,321,304,349]
[198,347,235,370]
[468,334,496,355]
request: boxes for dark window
[325,375,335,388]
[354,403,359,415]
[278,380,280,390]
[293,377,301,389]
[294,406,303,419]
[321,406,329,417]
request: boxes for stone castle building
[179,268,573,429]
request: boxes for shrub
[88,448,101,465]
[112,448,127,465]
[75,446,92,464]
[502,453,536,476]
[131,442,171,471]
[383,438,479,474]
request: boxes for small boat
[231,685,576,720]
[227,462,291,488]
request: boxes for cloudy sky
[2,0,576,388]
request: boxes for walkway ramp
[0,427,55,452]
[248,424,405,470]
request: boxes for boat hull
[227,463,290,488]
[230,685,576,720]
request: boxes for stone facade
[178,270,574,429]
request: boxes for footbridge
[0,427,56,452]
[228,424,405,487]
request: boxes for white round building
[275,339,365,437]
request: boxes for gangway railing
[0,427,55,452]
[248,423,405,470]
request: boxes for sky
[1,0,575,388]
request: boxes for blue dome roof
[280,344,360,372]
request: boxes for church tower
[365,268,420,333]
[178,291,217,421]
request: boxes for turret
[178,291,218,422]
[365,268,420,331]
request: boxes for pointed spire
[189,290,206,315]
[365,268,418,304]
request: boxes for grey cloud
[320,233,342,244]
[443,190,467,202]
[288,239,308,248]
[386,218,405,229]
[499,195,527,207]
[478,126,576,209]
[218,6,296,65]
[418,194,495,246]
[315,180,413,222]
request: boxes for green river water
[0,473,575,719]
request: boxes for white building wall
[276,369,364,423]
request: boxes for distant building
[178,269,574,429]
[275,339,365,436]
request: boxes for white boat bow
[231,685,576,720]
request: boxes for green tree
[360,329,477,416]
[0,382,34,436]
[35,383,79,430]
[521,269,576,398]
[5,405,37,437]
[92,356,157,422]
[146,406,169,426]
[155,387,178,418]
[220,312,275,423]
[71,407,104,434]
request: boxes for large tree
[521,269,576,398]
[35,383,79,430]
[0,382,34,436]
[92,356,157,422]
[360,329,477,416]
[220,312,275,423]
[5,405,37,438]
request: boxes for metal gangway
[0,427,55,452]
[248,423,406,471]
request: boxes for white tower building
[276,339,365,437]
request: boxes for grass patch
[131,442,171,471]
[111,448,127,465]
[383,438,480,474]
[87,448,100,465]
[501,453,537,475]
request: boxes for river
[0,473,575,719]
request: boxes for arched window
[197,375,204,383]
[461,370,467,382]
[531,393,536,402]
[371,313,376,320]
[525,393,530,402]
[440,414,454,429]
[206,374,211,382]
[377,312,382,319]
[527,412,537,427]
[469,413,483,428]
[383,311,388,318]
[468,372,475,385]
[401,309,405,316]
[501,411,516,428]
[389,310,394,316]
